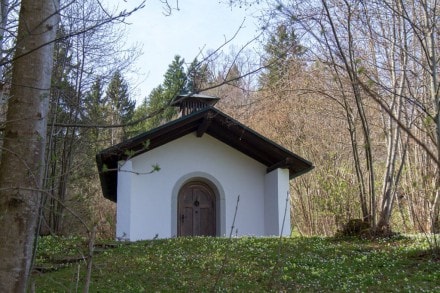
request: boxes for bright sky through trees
[109,0,261,101]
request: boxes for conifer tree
[106,70,135,143]
[186,58,210,93]
[260,24,304,87]
[135,55,187,131]
[83,77,105,147]
[129,56,211,136]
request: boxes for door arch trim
[171,172,225,237]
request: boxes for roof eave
[96,106,314,202]
[290,165,315,179]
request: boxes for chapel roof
[96,106,314,202]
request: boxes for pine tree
[138,55,187,130]
[106,70,135,143]
[127,96,149,137]
[142,85,169,129]
[129,55,212,135]
[83,77,105,146]
[225,63,242,88]
[260,24,304,87]
[186,58,209,93]
[163,55,187,95]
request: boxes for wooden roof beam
[196,116,212,137]
[267,158,294,173]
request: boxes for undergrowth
[32,235,440,292]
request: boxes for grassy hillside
[32,235,439,292]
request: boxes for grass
[32,235,439,292]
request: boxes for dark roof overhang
[96,107,314,202]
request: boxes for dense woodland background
[1,0,439,237]
[0,0,440,289]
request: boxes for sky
[108,0,263,103]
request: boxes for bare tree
[41,0,139,236]
[0,0,145,289]
[257,0,440,234]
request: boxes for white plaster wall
[120,133,271,241]
[277,169,291,236]
[116,160,133,240]
[264,168,290,236]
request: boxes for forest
[0,0,439,291]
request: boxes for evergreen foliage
[225,63,242,87]
[186,58,210,93]
[260,24,304,87]
[107,71,135,129]
[129,55,211,135]
[83,77,105,146]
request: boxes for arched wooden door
[178,181,216,236]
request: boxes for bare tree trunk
[376,1,409,231]
[0,1,59,291]
[433,190,440,232]
[412,0,440,233]
[321,0,374,224]
[83,226,96,293]
[426,8,440,234]
[346,106,370,221]
[0,0,8,79]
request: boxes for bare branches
[160,0,180,16]
[360,80,439,165]
[0,1,146,68]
